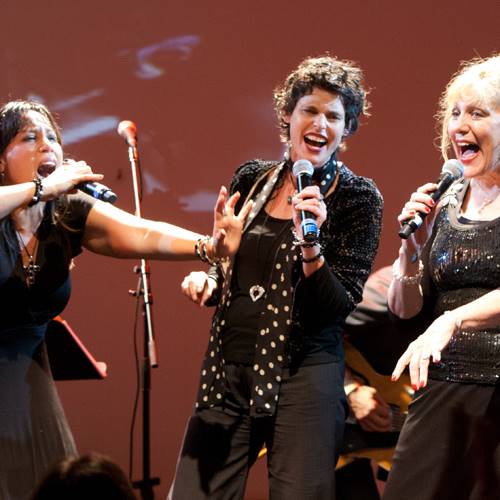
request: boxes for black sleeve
[203,264,223,307]
[204,160,273,307]
[229,160,275,212]
[58,193,96,258]
[297,176,383,323]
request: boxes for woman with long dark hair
[0,100,250,500]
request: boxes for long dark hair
[0,100,62,156]
[0,100,72,241]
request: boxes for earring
[0,171,4,185]
[283,142,292,161]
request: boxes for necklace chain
[471,179,500,214]
[249,213,293,302]
[16,231,40,286]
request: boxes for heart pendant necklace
[249,285,266,302]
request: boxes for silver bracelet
[195,235,220,266]
[392,257,424,285]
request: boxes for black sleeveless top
[426,180,500,385]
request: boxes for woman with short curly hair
[169,55,382,499]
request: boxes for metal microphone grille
[442,159,464,179]
[292,159,314,177]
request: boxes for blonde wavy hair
[437,54,500,159]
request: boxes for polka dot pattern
[194,157,383,418]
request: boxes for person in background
[170,55,383,499]
[336,266,421,500]
[0,100,251,500]
[30,452,137,500]
[385,54,500,500]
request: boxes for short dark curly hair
[273,55,369,143]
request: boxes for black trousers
[168,362,347,500]
[383,379,500,500]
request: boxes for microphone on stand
[398,159,464,239]
[292,159,319,242]
[117,120,138,148]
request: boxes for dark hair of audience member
[30,453,137,500]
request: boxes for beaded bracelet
[292,229,321,248]
[28,178,43,206]
[195,235,219,266]
[301,252,323,264]
[392,257,424,285]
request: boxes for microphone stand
[125,139,160,500]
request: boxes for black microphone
[398,159,464,239]
[77,182,118,204]
[292,159,319,242]
[117,120,138,147]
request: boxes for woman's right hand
[398,182,440,256]
[181,271,218,306]
[42,159,104,199]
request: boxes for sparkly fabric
[196,158,383,417]
[426,179,500,384]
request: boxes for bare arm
[83,201,205,259]
[0,160,103,219]
[0,183,39,219]
[387,246,425,319]
[82,185,253,260]
[388,182,440,319]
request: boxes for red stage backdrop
[1,1,498,498]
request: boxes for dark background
[1,1,498,498]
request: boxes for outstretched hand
[392,312,460,390]
[211,186,253,259]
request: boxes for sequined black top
[423,180,500,384]
[196,158,383,417]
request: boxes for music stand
[45,316,107,381]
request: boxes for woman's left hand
[291,185,327,238]
[392,312,460,389]
[211,186,253,259]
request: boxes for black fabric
[169,362,347,500]
[0,193,94,500]
[383,380,500,500]
[196,158,383,417]
[384,179,500,499]
[170,156,382,499]
[222,211,292,364]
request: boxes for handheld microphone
[117,120,138,147]
[77,182,118,204]
[292,159,318,242]
[398,159,464,239]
